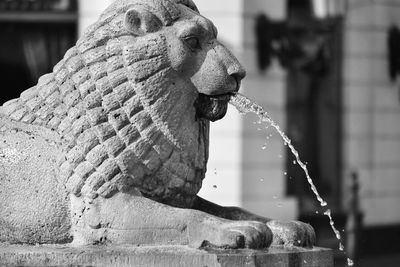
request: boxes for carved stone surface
[0,244,333,267]
[0,0,315,249]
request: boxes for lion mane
[1,0,208,208]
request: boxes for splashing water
[324,209,341,240]
[230,93,353,265]
[230,93,327,206]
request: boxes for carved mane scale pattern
[1,0,208,208]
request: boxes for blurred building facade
[343,0,400,227]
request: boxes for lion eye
[184,37,201,50]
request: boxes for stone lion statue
[0,0,315,249]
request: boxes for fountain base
[0,244,333,266]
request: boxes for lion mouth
[194,93,235,122]
[207,93,233,101]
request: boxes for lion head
[1,0,246,208]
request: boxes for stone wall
[343,0,400,226]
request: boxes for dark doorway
[0,2,77,105]
[285,0,343,214]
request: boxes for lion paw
[266,220,316,248]
[195,220,272,249]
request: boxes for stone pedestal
[0,244,333,267]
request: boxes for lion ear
[124,8,163,35]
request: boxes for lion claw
[266,220,316,248]
[195,220,273,249]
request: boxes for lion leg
[70,191,270,249]
[192,196,316,247]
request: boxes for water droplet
[347,258,354,266]
[213,185,217,189]
[303,260,307,264]
[339,243,344,251]
[293,160,297,165]
[261,144,267,150]
[315,211,319,214]
[284,172,287,176]
[260,178,264,182]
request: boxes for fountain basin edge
[0,243,333,267]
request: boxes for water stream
[229,93,353,266]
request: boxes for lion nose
[229,66,246,86]
[227,59,246,92]
[215,42,247,84]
